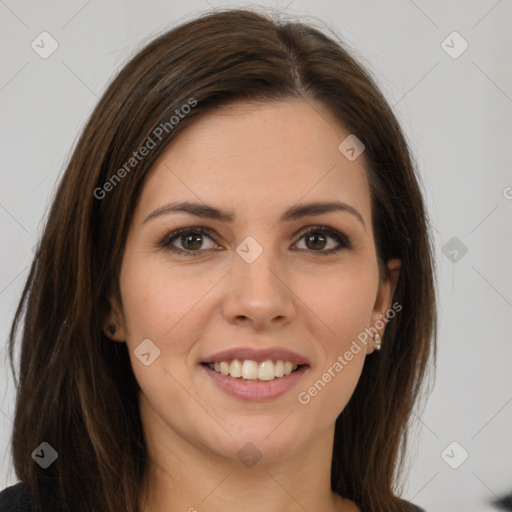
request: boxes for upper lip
[201,347,310,365]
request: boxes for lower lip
[201,364,309,401]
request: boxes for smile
[199,346,310,400]
[206,359,300,381]
[201,361,309,401]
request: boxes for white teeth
[206,359,300,380]
[258,360,275,381]
[220,361,230,376]
[274,360,284,378]
[241,360,259,380]
[230,359,242,378]
[284,361,294,375]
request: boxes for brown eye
[295,226,351,255]
[304,232,328,251]
[180,233,204,251]
[159,227,218,255]
[158,225,351,257]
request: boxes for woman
[1,8,436,512]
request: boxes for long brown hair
[7,8,437,512]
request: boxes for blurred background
[0,1,511,510]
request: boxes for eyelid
[158,226,217,250]
[158,224,351,255]
[294,225,352,253]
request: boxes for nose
[222,245,296,330]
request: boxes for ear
[366,258,401,354]
[103,292,127,342]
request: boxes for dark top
[0,481,427,511]
[0,483,35,512]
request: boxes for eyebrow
[143,199,366,230]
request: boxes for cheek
[296,261,378,349]
[294,262,378,415]
[119,263,206,399]
[119,257,212,342]
[295,272,374,417]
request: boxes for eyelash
[157,225,351,257]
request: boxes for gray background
[1,1,511,511]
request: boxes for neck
[138,399,349,512]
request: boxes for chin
[204,417,311,464]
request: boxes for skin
[105,99,400,512]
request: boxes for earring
[106,324,117,336]
[374,332,382,351]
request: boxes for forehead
[135,99,372,225]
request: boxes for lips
[200,346,310,366]
[199,346,310,401]
[206,359,299,380]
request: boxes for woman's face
[107,99,400,465]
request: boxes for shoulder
[0,482,36,511]
[402,500,427,512]
[0,481,67,512]
[344,497,426,512]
